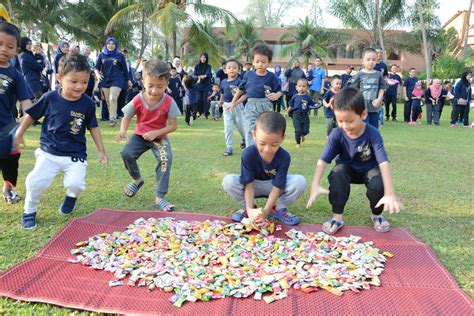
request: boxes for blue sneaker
[231,209,248,222]
[59,196,77,215]
[21,212,37,229]
[268,208,300,226]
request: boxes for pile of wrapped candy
[71,217,393,307]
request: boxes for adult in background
[95,37,131,127]
[18,37,44,99]
[403,68,418,123]
[215,61,227,85]
[82,45,95,97]
[450,70,472,127]
[273,63,285,112]
[424,79,443,126]
[32,42,52,94]
[384,64,401,121]
[341,65,354,87]
[374,48,388,78]
[284,58,306,106]
[307,57,326,116]
[172,56,186,79]
[53,40,69,74]
[194,52,212,118]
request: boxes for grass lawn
[0,103,472,313]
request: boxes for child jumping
[116,60,181,212]
[222,112,306,226]
[229,44,282,147]
[220,58,246,156]
[307,87,402,234]
[287,78,314,148]
[16,53,108,229]
[0,23,33,204]
[322,75,342,137]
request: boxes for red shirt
[133,94,172,139]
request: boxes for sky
[203,0,471,28]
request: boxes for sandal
[3,190,20,204]
[268,208,300,226]
[371,216,390,232]
[154,199,175,212]
[123,180,144,197]
[322,219,344,235]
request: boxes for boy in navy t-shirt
[307,87,402,235]
[229,44,282,147]
[0,23,34,204]
[403,68,418,123]
[167,67,184,113]
[222,112,306,226]
[322,75,342,137]
[15,54,108,229]
[287,78,314,148]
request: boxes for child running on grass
[287,78,314,148]
[16,53,108,229]
[306,87,402,235]
[222,112,306,226]
[322,75,342,138]
[0,23,33,205]
[116,60,181,212]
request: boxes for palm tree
[279,17,337,67]
[107,0,236,58]
[231,18,265,62]
[329,0,406,58]
[416,0,432,81]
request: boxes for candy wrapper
[71,217,392,308]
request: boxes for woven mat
[0,209,472,314]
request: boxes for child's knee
[121,148,135,161]
[367,174,384,194]
[287,175,306,194]
[222,174,239,192]
[328,164,350,183]
[66,179,85,196]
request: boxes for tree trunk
[463,0,473,58]
[417,0,432,82]
[139,12,147,60]
[375,0,387,61]
[172,29,177,58]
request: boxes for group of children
[1,22,404,234]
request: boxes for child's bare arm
[228,89,243,110]
[372,89,385,108]
[14,114,34,147]
[375,162,403,213]
[267,91,282,101]
[261,186,281,219]
[244,182,255,212]
[236,94,247,105]
[116,115,132,142]
[19,99,33,113]
[306,159,329,208]
[219,92,224,106]
[142,118,177,141]
[89,127,108,167]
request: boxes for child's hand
[372,98,382,108]
[247,208,264,227]
[115,131,128,143]
[227,102,235,111]
[143,131,158,141]
[375,195,403,214]
[14,134,25,148]
[287,107,293,112]
[98,151,108,168]
[266,92,279,101]
[306,185,330,208]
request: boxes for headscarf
[194,52,209,76]
[173,57,183,73]
[20,37,31,53]
[429,79,442,99]
[56,40,69,55]
[460,70,472,86]
[102,37,120,58]
[274,64,282,77]
[412,81,424,98]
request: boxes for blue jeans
[366,112,380,129]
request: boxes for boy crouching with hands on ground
[222,112,306,226]
[306,87,402,234]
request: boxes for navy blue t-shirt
[26,90,98,159]
[374,62,388,77]
[288,94,314,114]
[320,124,389,173]
[95,53,129,89]
[238,71,280,98]
[220,78,241,102]
[208,91,220,101]
[0,65,34,128]
[386,73,401,97]
[19,52,44,94]
[403,76,418,98]
[341,73,352,87]
[240,145,290,189]
[215,68,227,82]
[168,76,183,101]
[322,90,336,118]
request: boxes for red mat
[0,209,472,315]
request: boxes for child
[15,53,108,229]
[322,75,342,137]
[116,60,180,212]
[349,48,386,129]
[341,65,354,88]
[222,112,306,226]
[229,44,282,147]
[220,58,246,156]
[167,67,184,114]
[307,87,402,234]
[0,23,34,204]
[208,83,221,120]
[409,81,424,125]
[287,78,314,148]
[182,72,198,126]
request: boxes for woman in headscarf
[53,40,69,74]
[193,52,212,118]
[424,79,443,126]
[19,37,44,99]
[450,70,472,127]
[172,56,186,79]
[95,37,131,127]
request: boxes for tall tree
[231,18,265,62]
[245,0,303,27]
[108,0,236,58]
[329,0,406,53]
[416,0,432,81]
[463,0,473,58]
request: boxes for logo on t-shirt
[264,168,277,177]
[70,111,86,135]
[0,75,12,94]
[357,145,372,161]
[264,85,272,97]
[230,85,238,96]
[112,59,118,66]
[301,99,308,110]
